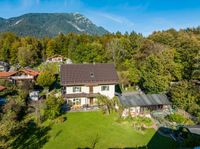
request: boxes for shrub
[36,71,56,89]
[132,116,153,129]
[96,95,116,114]
[43,95,65,120]
[54,115,67,124]
[166,113,194,125]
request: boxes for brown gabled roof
[21,69,40,77]
[0,69,40,78]
[0,85,6,92]
[0,71,17,77]
[61,63,119,86]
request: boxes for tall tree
[36,71,56,91]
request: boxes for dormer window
[90,72,94,78]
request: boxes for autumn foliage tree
[36,71,56,91]
[0,28,199,118]
[43,95,64,120]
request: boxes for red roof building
[21,69,40,77]
[11,69,40,80]
[0,85,6,92]
[0,69,40,81]
[0,71,17,78]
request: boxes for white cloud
[99,13,123,24]
[96,12,134,27]
[84,11,135,33]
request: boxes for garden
[42,111,177,149]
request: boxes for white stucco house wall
[60,64,119,107]
[46,55,64,63]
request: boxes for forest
[0,27,199,117]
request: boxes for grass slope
[43,112,177,149]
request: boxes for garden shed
[118,93,172,116]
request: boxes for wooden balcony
[63,93,99,98]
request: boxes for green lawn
[42,112,177,149]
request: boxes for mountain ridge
[0,13,109,37]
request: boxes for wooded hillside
[0,28,199,117]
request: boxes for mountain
[0,13,108,37]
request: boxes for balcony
[63,93,99,98]
[11,75,34,80]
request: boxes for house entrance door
[89,98,93,105]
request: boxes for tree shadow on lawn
[77,146,147,149]
[11,121,51,149]
[78,127,178,149]
[53,130,62,139]
[147,127,178,149]
[77,133,148,149]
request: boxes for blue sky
[1,0,200,35]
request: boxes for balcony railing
[11,75,34,80]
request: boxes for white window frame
[72,98,81,105]
[73,86,81,93]
[101,85,109,91]
[0,66,4,70]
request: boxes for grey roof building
[119,93,172,107]
[179,125,200,136]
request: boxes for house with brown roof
[60,64,119,108]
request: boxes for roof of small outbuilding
[119,93,172,107]
[181,125,200,136]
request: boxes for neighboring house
[0,85,6,92]
[118,93,172,117]
[46,55,64,63]
[0,71,17,79]
[0,61,10,72]
[60,64,119,107]
[0,69,40,83]
[11,69,40,81]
